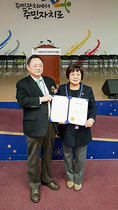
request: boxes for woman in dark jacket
[57,63,97,191]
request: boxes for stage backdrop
[0,0,118,57]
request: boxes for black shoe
[41,180,60,191]
[30,189,40,203]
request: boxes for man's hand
[41,94,53,103]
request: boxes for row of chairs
[60,54,118,74]
[1,54,117,75]
[0,55,26,75]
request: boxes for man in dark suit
[16,55,60,203]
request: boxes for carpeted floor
[0,109,118,209]
[0,108,23,133]
[0,108,118,139]
[0,160,118,210]
[91,115,118,139]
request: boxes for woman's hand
[85,118,95,128]
[59,122,67,124]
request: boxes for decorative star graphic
[13,150,17,153]
[7,145,11,148]
[54,147,63,157]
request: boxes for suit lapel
[43,76,52,95]
[27,75,44,96]
[81,84,85,98]
[27,75,53,96]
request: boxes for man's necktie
[36,80,43,93]
[37,79,50,118]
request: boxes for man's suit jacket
[57,82,97,147]
[16,75,56,137]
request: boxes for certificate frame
[50,95,88,126]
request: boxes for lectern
[32,44,61,85]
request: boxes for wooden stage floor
[0,70,118,102]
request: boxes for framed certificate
[50,95,88,126]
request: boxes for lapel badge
[82,92,84,95]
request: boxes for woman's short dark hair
[27,55,44,66]
[66,63,84,80]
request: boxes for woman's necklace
[70,83,80,90]
[65,82,83,98]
